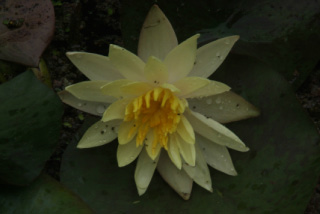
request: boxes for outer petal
[77,120,120,148]
[138,5,178,62]
[173,77,210,97]
[196,134,237,176]
[117,139,143,167]
[189,35,239,78]
[174,133,196,166]
[182,80,231,99]
[188,91,260,123]
[157,152,193,200]
[144,56,169,85]
[109,45,146,81]
[117,121,137,145]
[134,149,160,196]
[66,52,123,81]
[101,98,131,122]
[168,135,182,169]
[185,110,249,152]
[164,34,200,83]
[66,81,116,103]
[182,144,213,192]
[58,90,109,116]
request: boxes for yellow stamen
[124,87,187,154]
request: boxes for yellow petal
[121,82,153,96]
[188,91,260,123]
[157,152,193,200]
[174,77,210,97]
[77,120,120,148]
[174,133,196,166]
[145,130,162,160]
[167,135,182,169]
[101,98,131,122]
[117,120,137,145]
[196,134,237,176]
[117,139,143,167]
[134,149,160,196]
[66,52,123,81]
[164,34,200,83]
[101,79,135,98]
[109,45,146,81]
[176,115,195,145]
[66,81,116,103]
[58,90,109,116]
[186,110,249,152]
[138,5,178,62]
[189,35,239,78]
[182,80,231,98]
[144,56,169,85]
[182,144,213,192]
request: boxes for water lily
[59,5,259,200]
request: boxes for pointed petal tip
[137,187,147,196]
[181,192,191,200]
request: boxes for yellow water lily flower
[59,5,259,200]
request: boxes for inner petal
[124,87,188,155]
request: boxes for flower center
[124,87,187,153]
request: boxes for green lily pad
[60,54,320,213]
[0,174,93,214]
[0,71,63,186]
[121,0,320,89]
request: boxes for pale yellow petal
[189,35,239,77]
[118,120,137,145]
[145,130,162,160]
[174,133,196,166]
[196,134,237,176]
[174,77,210,97]
[182,80,231,98]
[117,139,143,167]
[182,144,213,192]
[101,98,131,122]
[138,5,178,62]
[66,52,123,81]
[168,134,182,169]
[186,110,249,152]
[58,90,109,116]
[157,152,193,200]
[120,82,153,96]
[164,34,199,83]
[134,149,160,196]
[176,115,195,145]
[109,45,146,81]
[144,56,168,85]
[160,83,181,93]
[188,91,260,123]
[77,120,120,148]
[101,79,135,98]
[66,81,116,103]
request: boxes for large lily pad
[121,0,320,89]
[0,71,63,186]
[0,174,93,214]
[60,54,320,213]
[0,0,55,66]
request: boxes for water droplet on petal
[215,97,221,104]
[96,104,105,114]
[216,52,220,57]
[77,103,83,107]
[225,39,230,45]
[219,106,223,110]
[206,98,212,105]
